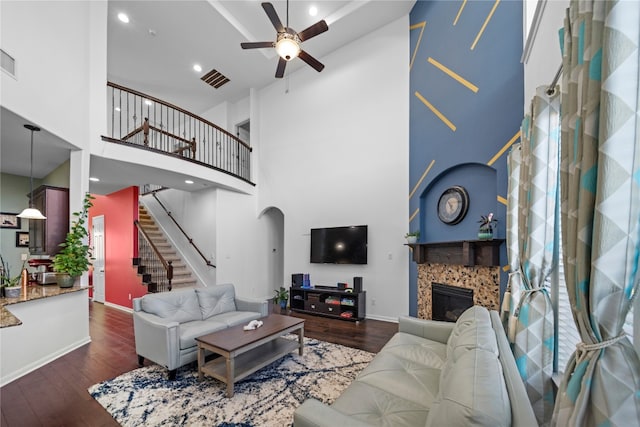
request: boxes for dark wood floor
[0,300,398,426]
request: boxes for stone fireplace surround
[409,240,503,320]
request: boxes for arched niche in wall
[419,163,498,242]
[258,206,285,296]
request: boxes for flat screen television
[310,225,368,264]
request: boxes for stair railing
[134,219,174,292]
[151,190,216,269]
[105,82,253,184]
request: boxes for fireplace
[432,283,474,322]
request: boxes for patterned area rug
[88,337,374,427]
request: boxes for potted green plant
[477,213,497,240]
[405,230,420,244]
[53,193,95,288]
[1,254,23,298]
[273,286,289,311]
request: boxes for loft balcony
[103,82,253,185]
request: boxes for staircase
[136,205,197,291]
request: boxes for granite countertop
[0,285,90,328]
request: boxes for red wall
[89,186,146,309]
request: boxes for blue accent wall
[409,0,524,316]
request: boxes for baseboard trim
[365,314,398,323]
[103,301,133,313]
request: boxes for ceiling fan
[241,1,329,78]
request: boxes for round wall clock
[437,186,469,225]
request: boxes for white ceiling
[1,0,415,194]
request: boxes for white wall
[523,0,569,104]
[255,16,411,321]
[1,1,97,149]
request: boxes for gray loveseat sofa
[294,306,537,426]
[133,283,268,379]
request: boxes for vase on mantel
[477,228,494,241]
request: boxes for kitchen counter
[0,285,90,328]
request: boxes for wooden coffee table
[196,314,305,397]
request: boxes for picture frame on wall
[1,212,21,229]
[16,231,29,247]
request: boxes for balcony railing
[104,82,253,184]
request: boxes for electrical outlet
[387,252,392,260]
[128,293,132,300]
[371,298,376,306]
[20,253,28,261]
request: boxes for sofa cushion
[446,306,495,358]
[356,352,442,408]
[179,319,227,349]
[332,380,429,427]
[209,310,261,328]
[426,348,511,427]
[381,332,447,369]
[140,289,201,323]
[195,284,237,319]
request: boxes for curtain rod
[546,64,563,95]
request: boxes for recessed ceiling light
[117,12,129,23]
[309,6,318,16]
[89,177,100,182]
[185,180,194,184]
[193,64,202,73]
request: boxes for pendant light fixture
[17,124,46,220]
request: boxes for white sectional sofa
[294,306,537,426]
[132,283,268,379]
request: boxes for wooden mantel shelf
[407,239,504,267]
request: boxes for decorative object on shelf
[1,212,21,229]
[437,186,469,225]
[17,124,47,220]
[273,286,289,311]
[52,193,95,288]
[15,231,29,247]
[405,230,420,244]
[1,254,23,298]
[477,213,497,240]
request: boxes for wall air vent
[201,69,230,89]
[1,49,16,77]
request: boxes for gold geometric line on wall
[410,21,426,71]
[487,130,520,166]
[415,91,457,132]
[470,0,501,50]
[453,0,468,26]
[497,195,508,206]
[409,159,435,200]
[427,57,479,93]
[409,208,420,223]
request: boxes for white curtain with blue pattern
[511,86,560,426]
[552,1,640,425]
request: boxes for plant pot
[279,300,287,311]
[406,236,418,244]
[4,286,21,298]
[478,230,494,241]
[57,274,76,288]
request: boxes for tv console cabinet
[289,287,366,321]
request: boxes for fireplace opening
[432,283,474,322]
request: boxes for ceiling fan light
[17,207,47,220]
[276,37,300,61]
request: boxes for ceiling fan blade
[241,41,275,49]
[299,50,325,72]
[297,20,328,42]
[262,2,284,33]
[275,57,287,78]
